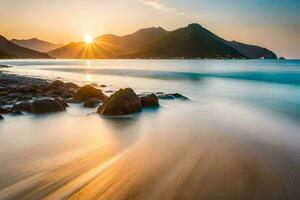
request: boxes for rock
[74,85,107,101]
[97,88,142,116]
[31,98,66,114]
[140,94,159,108]
[0,107,11,114]
[170,93,190,100]
[0,114,3,120]
[49,80,64,89]
[61,91,74,99]
[157,93,190,101]
[64,82,79,89]
[157,94,175,100]
[0,91,8,97]
[11,111,23,116]
[12,101,32,112]
[54,98,69,107]
[0,86,7,92]
[16,95,32,101]
[84,98,102,108]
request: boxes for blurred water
[0,59,300,199]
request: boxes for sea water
[0,59,299,199]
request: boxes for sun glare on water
[84,35,93,44]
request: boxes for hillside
[126,24,245,59]
[0,49,15,59]
[11,38,61,52]
[227,41,277,59]
[0,35,51,59]
[49,27,167,59]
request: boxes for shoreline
[0,69,189,118]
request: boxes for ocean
[0,59,299,199]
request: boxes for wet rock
[74,85,107,101]
[12,101,32,112]
[97,88,142,116]
[11,111,23,116]
[0,107,11,114]
[0,86,7,92]
[0,91,8,97]
[64,82,79,89]
[54,98,69,108]
[84,98,102,108]
[157,93,190,101]
[157,94,175,100]
[0,114,3,120]
[31,98,66,114]
[16,95,32,101]
[140,94,160,108]
[170,93,190,100]
[49,80,64,89]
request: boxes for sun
[84,35,93,44]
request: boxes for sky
[0,0,299,58]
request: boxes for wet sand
[0,117,299,200]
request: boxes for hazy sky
[0,0,299,58]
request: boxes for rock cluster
[0,73,190,118]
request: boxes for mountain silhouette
[0,35,51,59]
[49,24,277,59]
[227,41,277,59]
[49,27,167,59]
[11,38,62,52]
[126,24,244,58]
[0,49,15,59]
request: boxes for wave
[42,67,300,85]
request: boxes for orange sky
[1,0,299,58]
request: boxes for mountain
[227,41,277,59]
[126,24,244,59]
[0,35,51,59]
[49,27,167,59]
[11,38,61,52]
[0,49,15,59]
[49,24,276,59]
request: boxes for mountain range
[0,23,278,59]
[0,36,51,59]
[11,38,62,52]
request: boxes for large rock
[97,88,142,116]
[84,98,102,108]
[74,85,107,101]
[140,94,159,108]
[12,101,32,112]
[31,98,66,114]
